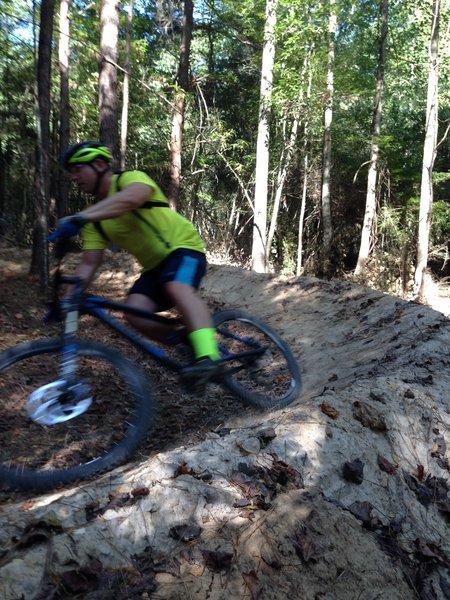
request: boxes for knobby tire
[0,338,153,492]
[213,309,301,409]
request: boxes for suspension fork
[59,297,82,384]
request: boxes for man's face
[68,163,98,194]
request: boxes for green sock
[188,328,220,361]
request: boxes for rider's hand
[48,214,89,242]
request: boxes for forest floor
[2,241,450,600]
[0,243,253,459]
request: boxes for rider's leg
[159,249,220,362]
[124,293,175,343]
[125,249,220,363]
[164,280,220,360]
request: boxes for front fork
[59,300,81,384]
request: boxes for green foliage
[430,200,450,245]
[377,195,450,255]
[1,0,450,280]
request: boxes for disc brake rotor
[27,380,92,425]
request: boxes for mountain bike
[0,242,301,492]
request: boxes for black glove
[48,214,89,242]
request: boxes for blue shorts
[128,249,207,310]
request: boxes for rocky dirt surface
[1,243,450,600]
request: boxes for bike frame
[57,273,265,379]
[59,273,191,373]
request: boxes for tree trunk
[267,48,314,268]
[354,0,389,277]
[414,0,441,300]
[251,0,277,273]
[30,0,55,291]
[321,0,337,275]
[58,0,71,219]
[266,112,299,264]
[120,0,134,170]
[297,61,314,276]
[167,0,193,210]
[99,0,119,159]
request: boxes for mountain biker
[50,141,221,383]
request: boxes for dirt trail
[1,245,450,600]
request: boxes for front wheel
[214,310,302,409]
[0,338,153,492]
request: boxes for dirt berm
[1,256,450,599]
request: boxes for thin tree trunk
[297,154,309,275]
[414,0,441,300]
[321,0,337,274]
[58,0,70,219]
[30,0,55,291]
[99,0,119,158]
[297,63,313,276]
[266,114,300,262]
[354,0,389,276]
[0,146,5,223]
[120,0,134,170]
[167,0,193,210]
[267,48,314,265]
[252,0,277,273]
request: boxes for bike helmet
[62,141,112,170]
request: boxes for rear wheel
[213,310,301,409]
[0,338,153,492]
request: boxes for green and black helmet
[62,141,112,170]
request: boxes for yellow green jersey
[82,170,205,271]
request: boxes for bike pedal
[179,358,225,395]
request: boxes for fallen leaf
[131,486,149,498]
[177,462,194,476]
[60,561,103,594]
[16,528,51,549]
[105,493,130,510]
[347,501,373,524]
[237,509,256,520]
[320,401,339,419]
[431,436,446,457]
[377,455,397,475]
[414,538,445,563]
[237,437,261,455]
[292,528,321,563]
[416,464,425,481]
[153,558,181,576]
[257,427,276,447]
[242,570,261,600]
[436,456,450,471]
[271,460,304,488]
[201,549,233,572]
[342,458,364,484]
[169,524,202,542]
[187,562,205,577]
[352,401,387,431]
[404,471,433,507]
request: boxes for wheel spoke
[0,339,152,491]
[214,310,301,409]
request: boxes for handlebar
[47,241,85,317]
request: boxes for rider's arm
[78,183,153,222]
[74,249,104,290]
